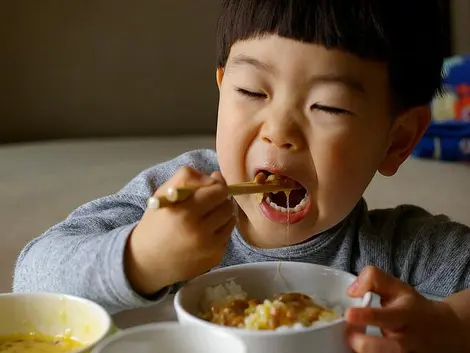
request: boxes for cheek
[312,123,388,198]
[216,95,253,183]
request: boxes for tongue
[270,189,306,208]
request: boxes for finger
[155,166,215,197]
[204,199,235,232]
[348,266,412,300]
[348,332,402,353]
[210,171,226,184]
[345,307,408,331]
[345,323,367,336]
[215,215,237,241]
[183,181,229,217]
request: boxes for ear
[216,67,224,89]
[378,106,431,177]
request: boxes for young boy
[13,0,470,351]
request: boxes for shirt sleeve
[12,149,219,314]
[405,213,470,297]
[371,204,470,298]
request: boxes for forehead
[226,35,389,95]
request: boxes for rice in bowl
[199,280,342,331]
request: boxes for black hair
[216,0,446,111]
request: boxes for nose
[259,114,305,151]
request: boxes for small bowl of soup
[0,292,113,353]
[174,261,372,353]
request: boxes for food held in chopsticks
[229,173,300,196]
[254,171,291,203]
[253,171,308,214]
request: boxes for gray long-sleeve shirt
[13,149,470,314]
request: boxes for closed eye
[236,88,267,99]
[312,103,352,116]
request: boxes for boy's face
[216,35,429,249]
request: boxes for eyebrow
[227,54,276,74]
[227,54,365,94]
[310,73,366,94]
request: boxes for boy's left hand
[346,266,465,353]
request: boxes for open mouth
[255,170,310,214]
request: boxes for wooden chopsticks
[146,179,300,210]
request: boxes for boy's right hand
[124,167,236,297]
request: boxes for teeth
[265,193,309,213]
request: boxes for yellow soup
[0,334,83,353]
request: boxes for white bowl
[0,292,113,352]
[174,261,372,353]
[91,322,247,353]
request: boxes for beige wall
[451,0,470,54]
[0,1,220,143]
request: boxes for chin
[242,205,320,248]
